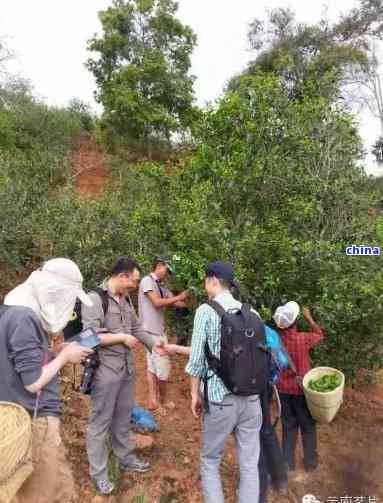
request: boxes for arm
[185,306,209,417]
[146,290,188,309]
[98,333,133,347]
[165,344,191,356]
[81,292,136,348]
[8,313,92,395]
[130,310,157,351]
[190,376,202,418]
[302,307,324,348]
[26,344,92,394]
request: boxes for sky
[0,0,381,174]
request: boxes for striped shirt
[185,291,259,403]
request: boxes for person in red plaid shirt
[273,302,324,474]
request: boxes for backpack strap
[202,301,228,414]
[93,288,109,317]
[241,303,265,337]
[205,299,227,318]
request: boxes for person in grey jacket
[82,257,165,495]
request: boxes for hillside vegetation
[1,0,383,381]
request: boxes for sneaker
[95,479,115,495]
[121,455,151,473]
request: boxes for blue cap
[205,261,235,286]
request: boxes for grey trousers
[201,394,263,503]
[86,363,136,481]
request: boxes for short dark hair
[111,257,141,276]
[152,256,171,271]
[205,276,231,290]
[152,258,163,270]
[217,278,231,290]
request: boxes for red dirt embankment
[72,137,109,197]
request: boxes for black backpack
[204,300,269,405]
[63,288,108,340]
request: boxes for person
[185,261,264,503]
[82,257,166,495]
[0,258,94,503]
[273,302,324,476]
[257,324,290,503]
[138,256,188,414]
[166,323,289,503]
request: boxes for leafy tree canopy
[87,0,197,148]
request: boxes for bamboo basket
[0,402,33,503]
[302,367,345,424]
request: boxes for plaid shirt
[185,291,255,403]
[277,323,324,395]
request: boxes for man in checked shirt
[273,301,324,475]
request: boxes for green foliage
[0,78,83,153]
[87,0,197,150]
[0,79,82,268]
[1,70,381,379]
[229,6,369,103]
[1,4,382,384]
[67,98,96,132]
[166,73,382,379]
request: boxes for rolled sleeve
[141,276,155,294]
[8,314,44,386]
[185,305,209,378]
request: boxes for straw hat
[0,402,33,503]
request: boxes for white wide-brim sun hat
[273,301,300,329]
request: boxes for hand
[191,392,202,419]
[164,343,179,355]
[123,335,139,349]
[61,342,93,365]
[177,290,188,302]
[153,341,167,356]
[302,307,312,320]
[295,376,303,389]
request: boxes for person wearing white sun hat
[0,258,94,503]
[273,301,324,477]
[273,301,300,330]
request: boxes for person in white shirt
[138,256,187,414]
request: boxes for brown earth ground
[61,347,383,503]
[64,139,383,503]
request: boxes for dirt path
[61,346,383,503]
[72,136,109,197]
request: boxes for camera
[68,328,101,395]
[79,352,100,395]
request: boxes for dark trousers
[280,393,318,471]
[258,440,269,503]
[258,389,287,503]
